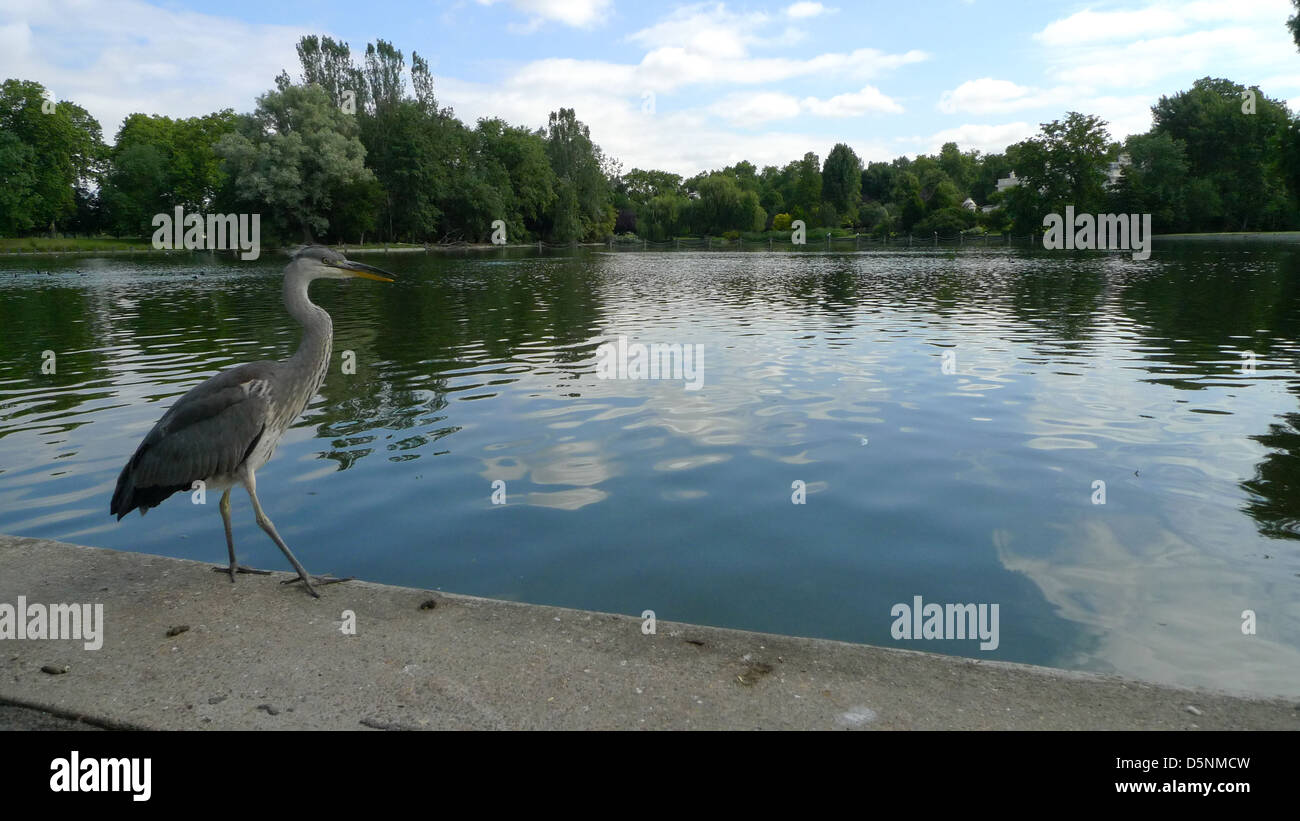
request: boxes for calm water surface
[2,245,1299,696]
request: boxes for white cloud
[709,91,803,125]
[500,14,925,98]
[0,21,32,60]
[1077,94,1156,141]
[1260,72,1300,91]
[710,84,902,126]
[443,4,921,171]
[936,78,1154,138]
[1050,27,1294,88]
[0,0,930,178]
[625,2,921,88]
[0,0,307,139]
[939,78,1043,114]
[1263,72,1300,112]
[912,121,1036,155]
[490,33,922,138]
[802,85,903,116]
[1034,0,1296,89]
[500,57,637,95]
[1035,0,1286,45]
[628,3,771,58]
[475,0,612,29]
[1036,6,1186,45]
[441,75,878,174]
[786,2,835,18]
[930,1,1295,147]
[631,46,926,92]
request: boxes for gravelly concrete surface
[2,535,1296,730]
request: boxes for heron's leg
[242,471,346,597]
[212,488,270,580]
[280,574,353,588]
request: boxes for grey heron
[110,245,395,597]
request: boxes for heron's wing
[111,362,277,517]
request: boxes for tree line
[3,35,1298,246]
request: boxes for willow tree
[214,79,374,242]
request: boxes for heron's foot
[212,564,273,581]
[281,573,353,598]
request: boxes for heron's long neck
[283,273,333,396]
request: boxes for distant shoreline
[3,231,1297,257]
[0,242,593,257]
[1151,231,1300,242]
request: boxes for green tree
[857,201,889,234]
[322,175,383,243]
[909,155,958,211]
[914,206,975,236]
[1152,77,1296,230]
[822,143,862,224]
[294,35,470,242]
[725,160,760,194]
[361,99,452,241]
[1109,131,1190,232]
[296,35,366,111]
[969,152,1011,204]
[860,161,895,202]
[0,79,105,235]
[638,192,690,240]
[789,152,822,220]
[1290,0,1300,51]
[100,111,237,235]
[101,142,169,235]
[623,169,683,205]
[757,164,785,221]
[1036,113,1110,209]
[363,39,406,112]
[214,80,374,241]
[0,130,37,234]
[459,117,556,241]
[1003,112,1112,231]
[928,179,962,212]
[891,171,925,232]
[937,142,977,195]
[976,201,1012,233]
[814,201,839,229]
[692,173,764,234]
[543,108,614,241]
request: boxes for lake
[2,243,1298,697]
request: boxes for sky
[2,0,1298,176]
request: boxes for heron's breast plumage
[242,334,331,473]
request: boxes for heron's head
[289,245,395,283]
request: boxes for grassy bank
[0,236,157,254]
[1153,231,1300,242]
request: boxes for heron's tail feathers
[110,461,185,520]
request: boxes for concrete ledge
[1,534,1296,730]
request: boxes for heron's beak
[335,259,395,282]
